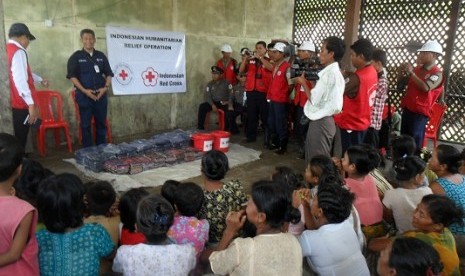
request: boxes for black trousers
[197,101,228,130]
[245,91,268,140]
[12,108,30,149]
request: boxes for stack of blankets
[75,129,203,174]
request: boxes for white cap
[417,40,443,55]
[221,44,233,53]
[272,42,287,52]
[298,40,316,52]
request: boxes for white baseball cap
[298,40,316,52]
[417,40,443,55]
[272,42,287,53]
[221,44,233,53]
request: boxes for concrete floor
[32,130,306,195]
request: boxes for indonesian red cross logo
[142,67,159,87]
[114,63,133,86]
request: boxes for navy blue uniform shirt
[66,49,114,92]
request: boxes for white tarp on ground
[64,144,261,192]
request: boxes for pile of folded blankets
[75,129,203,174]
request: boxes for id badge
[94,65,100,73]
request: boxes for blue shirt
[36,223,114,276]
[437,176,465,234]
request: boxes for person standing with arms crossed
[67,29,113,148]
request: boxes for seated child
[383,156,432,234]
[198,150,247,244]
[341,144,385,239]
[161,179,180,209]
[377,237,443,276]
[84,181,120,274]
[0,133,39,274]
[299,154,365,249]
[13,158,54,208]
[112,194,196,275]
[209,180,303,275]
[36,173,114,276]
[165,182,209,258]
[118,187,149,245]
[272,166,307,235]
[298,183,369,275]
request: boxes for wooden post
[341,0,362,70]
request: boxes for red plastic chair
[35,90,73,156]
[204,109,225,131]
[382,104,396,121]
[423,103,447,148]
[70,90,113,144]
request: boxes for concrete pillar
[0,0,14,134]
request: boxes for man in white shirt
[6,23,40,148]
[294,36,346,163]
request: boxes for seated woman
[298,182,369,275]
[377,237,443,276]
[209,180,303,275]
[198,150,247,245]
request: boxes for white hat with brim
[417,40,443,55]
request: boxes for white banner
[106,26,186,95]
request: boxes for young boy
[364,49,389,149]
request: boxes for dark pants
[197,101,228,130]
[294,105,309,144]
[76,92,108,148]
[245,91,268,141]
[339,128,367,155]
[12,108,30,149]
[364,127,380,149]
[401,108,428,151]
[226,103,245,134]
[268,101,289,149]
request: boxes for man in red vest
[267,42,293,155]
[239,41,272,144]
[334,38,378,156]
[400,40,444,151]
[6,23,39,148]
[217,44,237,85]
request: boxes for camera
[243,49,255,58]
[290,56,323,81]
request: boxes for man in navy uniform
[67,29,113,148]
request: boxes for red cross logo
[114,63,132,86]
[119,70,128,80]
[145,71,155,82]
[142,67,159,86]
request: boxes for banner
[106,26,186,95]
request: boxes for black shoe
[265,143,278,150]
[275,148,287,155]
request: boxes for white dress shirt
[303,61,345,121]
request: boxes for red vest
[334,65,378,131]
[245,59,272,93]
[217,58,237,85]
[294,81,313,107]
[401,65,444,117]
[268,61,291,103]
[7,43,37,109]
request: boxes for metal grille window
[293,0,465,144]
[293,0,348,47]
